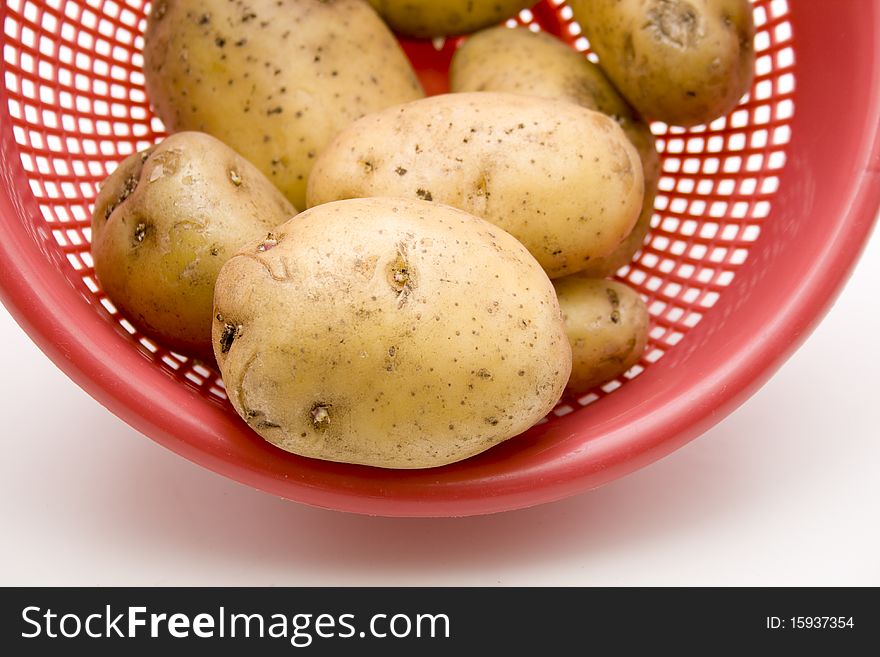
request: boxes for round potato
[554,277,649,393]
[568,0,755,126]
[144,0,424,209]
[450,25,660,276]
[366,0,534,38]
[307,92,644,279]
[213,197,571,468]
[91,132,296,361]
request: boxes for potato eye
[219,323,241,354]
[133,222,148,244]
[309,403,331,431]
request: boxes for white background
[1,223,877,586]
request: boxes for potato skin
[307,92,644,279]
[91,132,295,361]
[554,277,649,393]
[366,0,534,37]
[568,0,755,126]
[450,26,659,276]
[144,0,424,209]
[213,198,571,469]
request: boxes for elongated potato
[91,132,296,361]
[308,92,644,279]
[367,0,534,38]
[213,198,571,468]
[569,0,755,126]
[144,0,424,209]
[554,277,649,393]
[450,26,659,276]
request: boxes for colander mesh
[0,0,795,421]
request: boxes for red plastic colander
[1,0,878,517]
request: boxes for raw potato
[450,26,659,276]
[568,0,755,126]
[366,0,535,38]
[554,277,649,393]
[213,197,571,468]
[91,132,296,361]
[307,92,644,279]
[144,0,424,209]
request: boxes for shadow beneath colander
[84,395,799,586]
